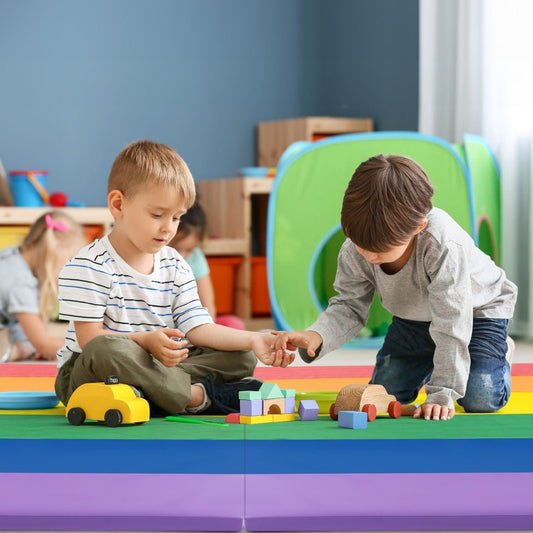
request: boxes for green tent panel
[267,132,495,348]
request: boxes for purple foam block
[298,399,319,421]
[285,396,295,414]
[240,398,262,416]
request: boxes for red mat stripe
[0,364,57,378]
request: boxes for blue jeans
[370,316,511,412]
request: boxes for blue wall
[0,0,418,206]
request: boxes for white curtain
[419,0,533,338]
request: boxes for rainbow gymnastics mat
[1,362,533,531]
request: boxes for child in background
[272,154,517,421]
[55,140,293,416]
[169,202,246,330]
[0,211,86,362]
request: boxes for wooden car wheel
[67,407,86,426]
[329,403,338,421]
[388,400,402,419]
[104,409,123,427]
[362,403,377,422]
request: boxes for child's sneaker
[202,374,263,414]
[506,336,515,365]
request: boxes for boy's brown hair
[341,154,434,252]
[108,140,196,208]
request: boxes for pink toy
[215,314,245,330]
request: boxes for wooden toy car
[330,384,402,422]
[65,376,150,427]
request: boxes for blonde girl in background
[0,211,86,362]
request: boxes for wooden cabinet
[198,177,273,319]
[257,116,374,167]
[0,207,113,247]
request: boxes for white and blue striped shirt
[56,235,212,367]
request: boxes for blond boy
[55,140,293,415]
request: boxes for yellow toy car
[65,376,150,427]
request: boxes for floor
[5,319,533,533]
[249,317,533,367]
[251,319,533,533]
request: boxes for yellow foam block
[271,413,296,422]
[240,414,274,424]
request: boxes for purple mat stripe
[245,472,533,531]
[0,473,244,531]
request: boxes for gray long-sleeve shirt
[303,208,517,408]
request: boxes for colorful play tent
[266,132,501,347]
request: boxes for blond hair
[20,211,85,319]
[108,140,196,208]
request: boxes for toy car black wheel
[67,407,86,426]
[105,375,120,385]
[104,409,123,427]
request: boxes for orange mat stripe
[1,376,533,393]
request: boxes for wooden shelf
[0,207,113,230]
[202,238,247,256]
[198,177,274,319]
[258,116,374,167]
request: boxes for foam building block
[284,396,295,414]
[282,389,296,413]
[240,414,273,425]
[298,399,319,421]
[239,390,261,400]
[241,399,263,417]
[271,413,295,423]
[263,398,285,415]
[260,383,283,399]
[338,410,367,429]
[225,413,241,424]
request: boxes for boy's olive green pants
[55,335,257,414]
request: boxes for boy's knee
[82,334,136,360]
[240,349,258,376]
[459,374,510,413]
[459,394,501,413]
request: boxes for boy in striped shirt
[55,140,294,415]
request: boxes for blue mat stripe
[0,439,244,474]
[245,439,533,474]
[2,438,532,474]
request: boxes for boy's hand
[270,330,323,359]
[413,402,455,421]
[139,328,189,367]
[252,331,295,367]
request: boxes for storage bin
[206,256,243,315]
[8,170,48,207]
[0,226,30,248]
[251,256,271,315]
